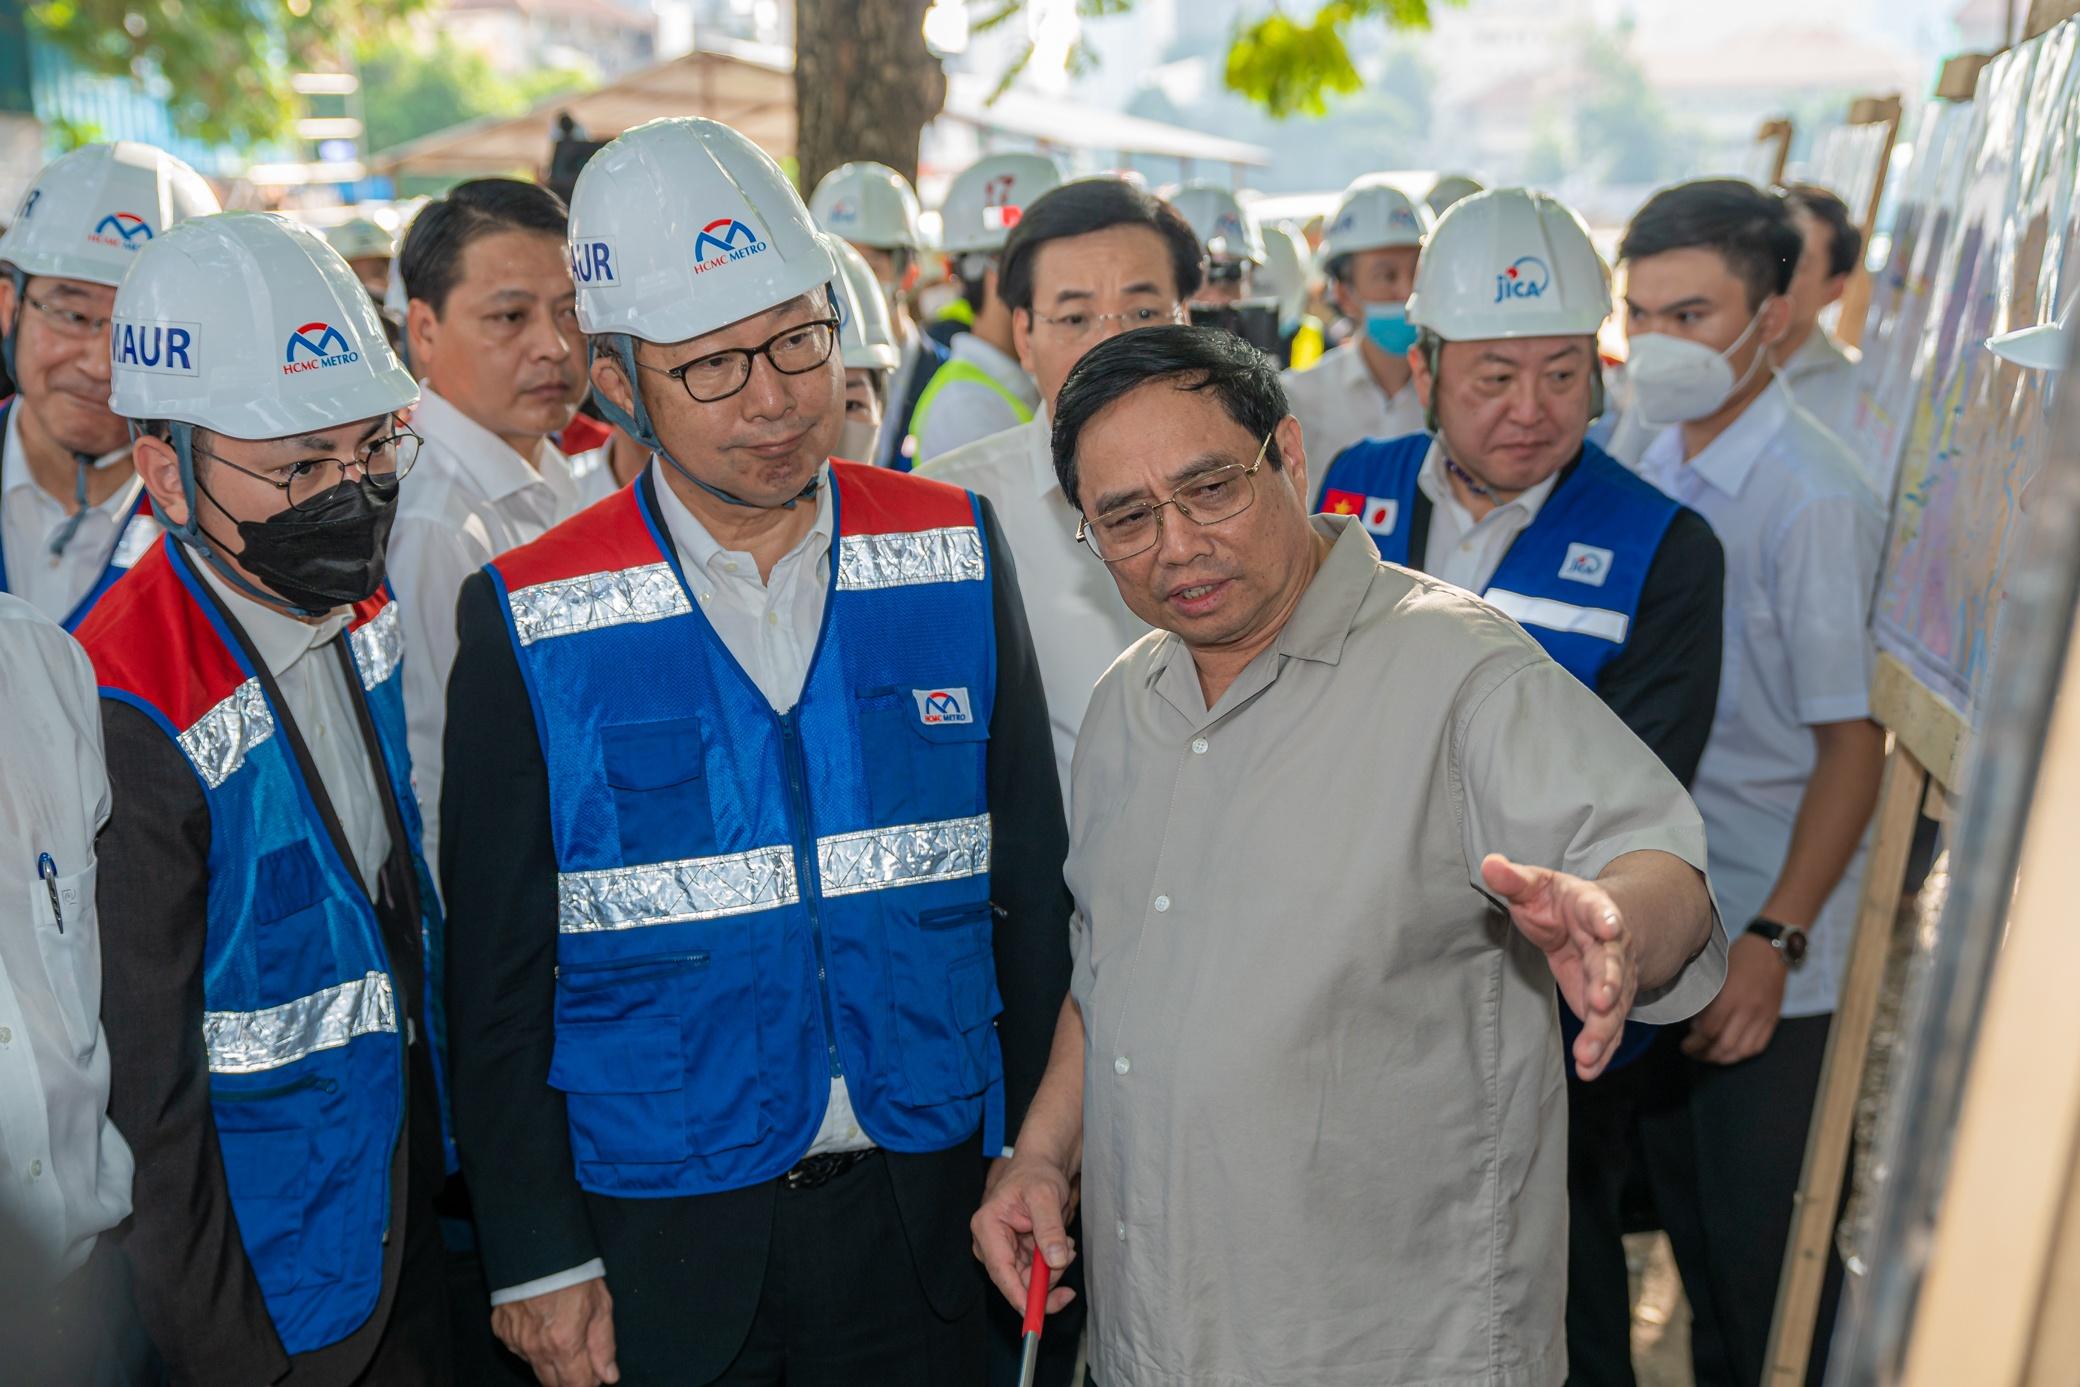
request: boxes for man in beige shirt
[973,325,1725,1387]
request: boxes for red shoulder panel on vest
[495,487,661,589]
[77,544,250,733]
[832,460,976,536]
[349,589,390,632]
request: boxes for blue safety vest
[78,538,438,1355]
[488,463,1004,1198]
[1320,434,1681,1073]
[0,397,161,631]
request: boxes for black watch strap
[1746,918,1809,968]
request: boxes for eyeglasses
[1029,304,1184,343]
[1076,432,1271,563]
[640,318,840,403]
[1204,261,1248,285]
[22,293,112,339]
[197,427,421,512]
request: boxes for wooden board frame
[1756,118,1795,187]
[1835,95,1906,350]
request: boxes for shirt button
[1114,1055,1130,1075]
[766,611,780,625]
[1191,737,1208,755]
[1116,1220,1127,1241]
[28,1159,41,1178]
[723,560,739,573]
[1153,895,1170,913]
[0,1025,11,1044]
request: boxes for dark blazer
[96,595,448,1386]
[1400,472,1726,785]
[440,492,1074,1383]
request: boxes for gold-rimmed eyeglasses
[1075,432,1271,563]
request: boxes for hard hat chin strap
[594,334,817,512]
[137,418,333,619]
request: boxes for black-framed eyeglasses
[1076,432,1272,563]
[196,426,421,512]
[23,293,112,339]
[640,318,840,404]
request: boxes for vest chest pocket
[855,688,990,827]
[550,950,766,1163]
[600,719,717,864]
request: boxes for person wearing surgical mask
[1619,178,1885,1387]
[1281,176,1434,502]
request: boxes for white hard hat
[567,116,838,345]
[1258,222,1311,327]
[826,235,900,372]
[325,215,395,262]
[810,161,924,252]
[1405,188,1609,341]
[1987,294,2076,370]
[1427,173,1485,220]
[0,141,220,287]
[1167,182,1266,265]
[1320,176,1432,263]
[110,212,417,439]
[938,151,1063,256]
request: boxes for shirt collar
[1781,327,1853,381]
[193,549,351,678]
[647,457,836,579]
[412,385,575,506]
[1414,438,1564,526]
[1024,409,1060,499]
[1671,378,1790,499]
[1332,339,1410,400]
[950,333,1042,409]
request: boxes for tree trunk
[793,0,946,194]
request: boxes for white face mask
[837,417,881,464]
[1626,301,1774,427]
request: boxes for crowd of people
[0,120,1887,1387]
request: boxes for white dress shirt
[1413,439,1564,593]
[919,416,1146,799]
[910,334,1041,468]
[0,595,134,1281]
[1281,341,1427,503]
[1,404,154,625]
[1776,328,1879,494]
[195,560,392,897]
[388,387,586,877]
[1639,381,1883,1018]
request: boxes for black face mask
[207,477,399,612]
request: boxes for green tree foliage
[29,0,425,149]
[1224,0,1457,118]
[356,36,586,160]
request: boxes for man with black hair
[905,153,1060,468]
[1620,177,1885,1387]
[920,175,1201,793]
[387,177,589,879]
[973,323,1724,1387]
[1774,183,1868,461]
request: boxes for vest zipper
[777,711,843,1080]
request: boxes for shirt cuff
[489,1259,606,1307]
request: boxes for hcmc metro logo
[693,218,768,273]
[912,687,974,725]
[282,321,361,375]
[1493,255,1551,304]
[88,211,153,249]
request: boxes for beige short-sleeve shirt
[1066,515,1725,1387]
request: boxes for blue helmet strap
[140,418,332,620]
[593,333,817,512]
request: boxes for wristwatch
[1745,918,1809,969]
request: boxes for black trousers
[707,1151,986,1387]
[1564,1014,1838,1387]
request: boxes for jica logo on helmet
[88,211,154,250]
[1493,256,1551,305]
[282,322,360,376]
[692,218,768,274]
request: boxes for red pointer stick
[1017,1250,1051,1387]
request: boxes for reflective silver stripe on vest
[204,970,398,1075]
[835,526,985,591]
[559,845,800,934]
[178,678,276,790]
[508,563,692,646]
[1482,589,1631,646]
[815,813,991,898]
[111,511,160,568]
[350,602,403,691]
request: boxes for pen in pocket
[38,852,62,934]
